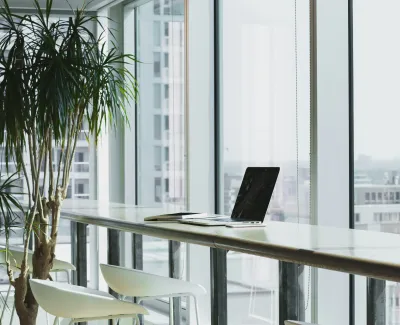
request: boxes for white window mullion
[313,0,350,324]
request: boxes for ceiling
[7,0,117,11]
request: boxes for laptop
[180,167,280,226]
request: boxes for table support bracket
[210,248,227,325]
[169,240,182,325]
[367,278,385,325]
[71,222,88,325]
[279,262,305,324]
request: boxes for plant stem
[48,131,54,198]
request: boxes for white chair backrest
[100,264,206,298]
[0,246,75,272]
[29,279,148,319]
[285,320,317,325]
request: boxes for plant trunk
[14,207,58,325]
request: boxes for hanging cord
[170,0,186,280]
[294,0,312,313]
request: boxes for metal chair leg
[193,296,200,325]
[9,301,15,325]
[66,270,70,284]
[53,317,59,325]
[1,284,11,320]
[134,315,140,325]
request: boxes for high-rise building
[135,0,185,207]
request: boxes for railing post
[71,222,87,287]
[210,248,227,325]
[367,278,385,325]
[133,234,144,325]
[279,262,305,324]
[169,240,182,325]
[107,229,120,297]
[71,222,87,325]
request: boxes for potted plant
[0,0,137,324]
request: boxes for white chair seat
[285,320,317,325]
[100,264,206,298]
[30,279,149,319]
[0,247,75,273]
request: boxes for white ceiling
[8,0,117,11]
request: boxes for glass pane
[353,1,400,323]
[131,1,187,323]
[219,0,310,323]
[136,0,185,208]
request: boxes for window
[164,115,169,131]
[164,84,169,99]
[397,192,400,201]
[154,0,160,15]
[390,192,394,201]
[165,178,169,193]
[132,0,187,300]
[219,0,310,323]
[135,0,185,207]
[153,21,161,46]
[76,152,84,163]
[355,213,360,222]
[371,192,376,201]
[164,147,169,162]
[154,146,162,171]
[66,185,72,199]
[154,52,161,77]
[164,22,169,37]
[378,192,383,201]
[154,177,162,202]
[164,52,169,68]
[77,183,84,194]
[365,192,370,201]
[154,84,161,108]
[154,115,162,140]
[164,5,171,15]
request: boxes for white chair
[30,279,149,325]
[100,264,206,325]
[285,320,317,325]
[0,247,76,323]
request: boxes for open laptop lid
[231,167,280,222]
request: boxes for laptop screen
[231,167,280,222]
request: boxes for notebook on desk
[144,212,209,221]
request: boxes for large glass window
[219,0,310,323]
[124,1,186,323]
[353,1,400,323]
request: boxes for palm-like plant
[0,1,137,324]
[0,172,24,259]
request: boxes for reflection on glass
[136,0,185,208]
[219,0,310,323]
